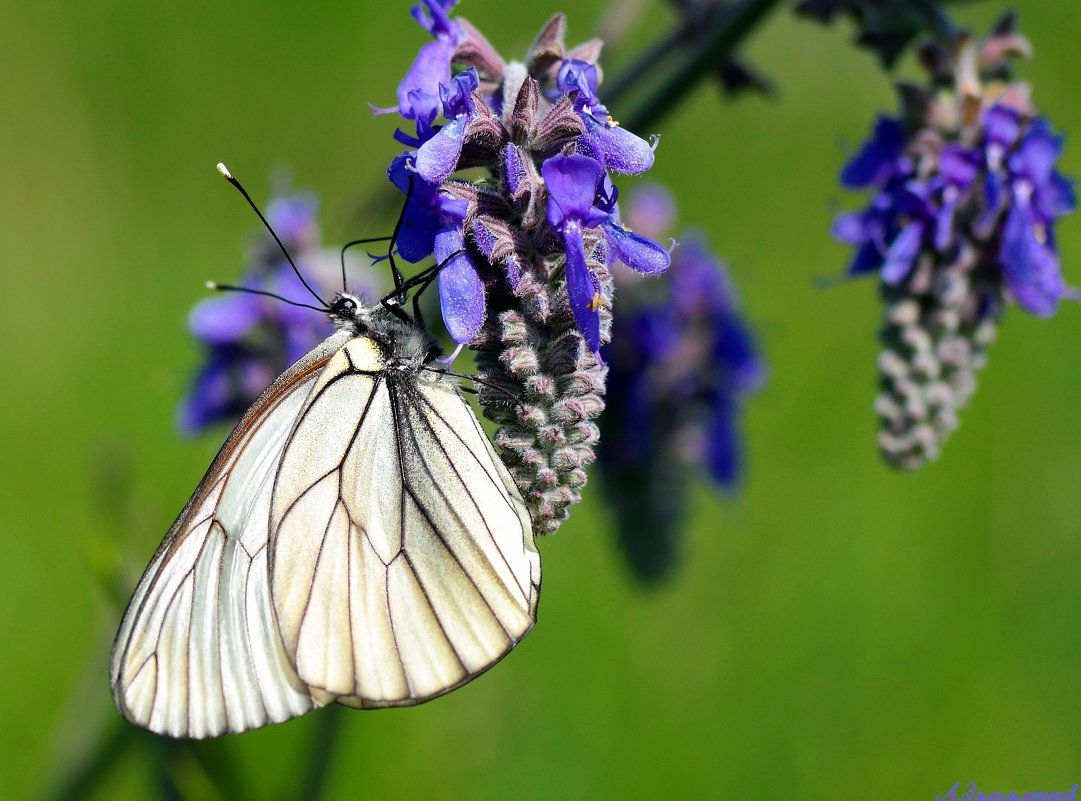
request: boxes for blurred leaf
[717,55,776,98]
[42,718,134,801]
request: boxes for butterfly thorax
[329,293,437,375]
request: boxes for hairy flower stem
[605,0,784,132]
[473,245,611,534]
[875,247,999,469]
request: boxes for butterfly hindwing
[269,336,541,707]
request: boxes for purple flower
[999,118,1076,315]
[543,153,669,350]
[177,344,277,435]
[542,154,610,350]
[557,59,656,174]
[379,0,464,121]
[434,225,485,344]
[832,25,1077,470]
[840,116,907,189]
[388,153,484,343]
[392,89,441,149]
[836,102,1075,311]
[181,264,333,435]
[415,69,481,183]
[378,4,667,532]
[620,183,676,242]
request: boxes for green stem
[292,705,345,801]
[605,0,785,133]
[187,738,252,801]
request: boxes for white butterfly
[110,286,541,739]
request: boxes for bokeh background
[3,1,1080,799]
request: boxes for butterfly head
[328,293,372,335]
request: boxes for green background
[2,1,1080,799]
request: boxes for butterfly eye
[335,297,357,315]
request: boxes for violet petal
[416,116,466,183]
[188,292,262,343]
[435,225,485,343]
[542,153,605,228]
[396,40,455,118]
[1000,196,1062,316]
[584,116,654,174]
[841,116,904,189]
[1036,170,1077,218]
[983,104,1021,148]
[831,210,870,245]
[602,221,670,274]
[1009,118,1062,186]
[561,222,601,351]
[882,220,923,284]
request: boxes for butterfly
[110,167,540,739]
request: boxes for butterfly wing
[110,332,352,738]
[269,337,541,707]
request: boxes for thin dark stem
[293,705,344,801]
[187,738,252,801]
[607,0,784,134]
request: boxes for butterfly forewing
[269,335,541,708]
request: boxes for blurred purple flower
[837,104,1074,313]
[178,190,382,435]
[832,19,1076,469]
[599,187,763,582]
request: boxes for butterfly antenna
[340,235,394,294]
[385,175,414,298]
[216,162,328,309]
[377,248,466,326]
[205,282,329,313]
